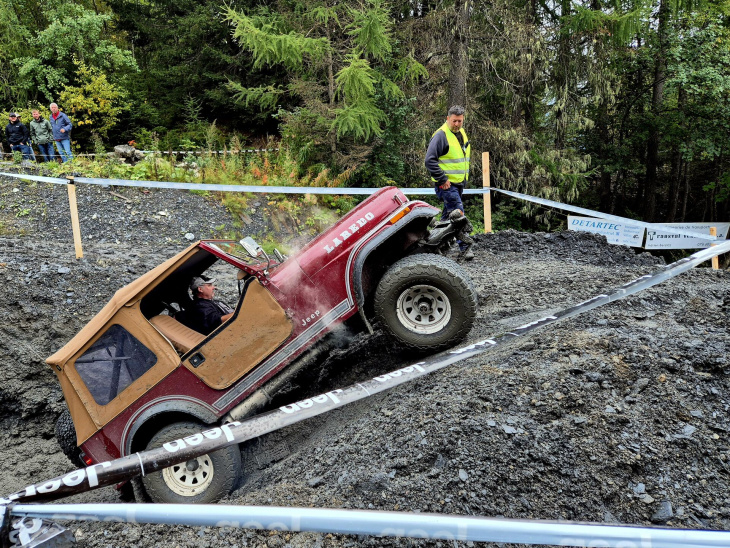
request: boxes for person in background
[30,110,55,162]
[425,104,474,260]
[49,103,73,162]
[5,113,34,160]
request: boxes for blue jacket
[49,111,72,141]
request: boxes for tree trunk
[643,0,670,222]
[448,0,470,108]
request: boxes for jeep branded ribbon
[0,172,720,242]
[6,239,730,505]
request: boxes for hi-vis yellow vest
[431,123,470,184]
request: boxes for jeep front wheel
[374,255,477,352]
[141,422,241,504]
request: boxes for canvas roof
[46,241,200,368]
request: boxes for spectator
[30,110,55,162]
[5,113,34,161]
[49,103,73,162]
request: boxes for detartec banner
[567,215,645,247]
[6,239,730,505]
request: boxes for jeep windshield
[201,240,267,266]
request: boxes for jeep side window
[75,325,158,405]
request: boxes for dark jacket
[184,298,234,335]
[5,119,29,146]
[49,111,72,141]
[424,130,451,187]
[30,117,53,145]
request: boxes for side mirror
[240,237,264,258]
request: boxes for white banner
[645,222,730,250]
[568,216,645,247]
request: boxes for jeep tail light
[389,207,410,224]
[80,451,93,465]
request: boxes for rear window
[75,325,157,405]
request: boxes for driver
[186,276,235,335]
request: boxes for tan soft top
[46,241,199,369]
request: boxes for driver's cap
[190,276,216,291]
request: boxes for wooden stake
[710,226,719,270]
[66,176,83,259]
[482,151,492,233]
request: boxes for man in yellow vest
[425,105,474,260]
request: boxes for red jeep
[48,187,477,503]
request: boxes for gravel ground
[1,170,729,547]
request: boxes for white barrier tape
[0,171,721,242]
[0,173,68,185]
[11,504,730,547]
[139,148,279,154]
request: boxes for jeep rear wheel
[55,409,82,467]
[141,422,241,504]
[374,255,477,352]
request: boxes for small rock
[57,266,70,274]
[651,501,674,523]
[184,232,195,241]
[633,483,646,495]
[502,425,518,434]
[307,477,324,488]
[640,494,655,504]
[459,469,469,481]
[486,420,496,427]
[632,378,650,393]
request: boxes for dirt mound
[1,176,728,547]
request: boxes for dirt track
[1,174,729,547]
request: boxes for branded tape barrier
[6,504,730,548]
[6,239,730,506]
[0,171,720,243]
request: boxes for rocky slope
[1,172,729,547]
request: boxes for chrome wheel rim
[162,454,214,496]
[396,284,451,334]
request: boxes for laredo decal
[324,212,375,254]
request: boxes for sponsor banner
[10,503,730,548]
[645,222,730,250]
[6,239,730,506]
[489,187,719,243]
[568,216,644,247]
[0,172,720,243]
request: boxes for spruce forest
[2,0,730,228]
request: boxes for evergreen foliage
[1,0,730,229]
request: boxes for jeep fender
[123,398,219,455]
[351,209,435,332]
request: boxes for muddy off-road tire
[55,409,82,467]
[374,255,477,351]
[141,422,241,504]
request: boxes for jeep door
[180,277,292,390]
